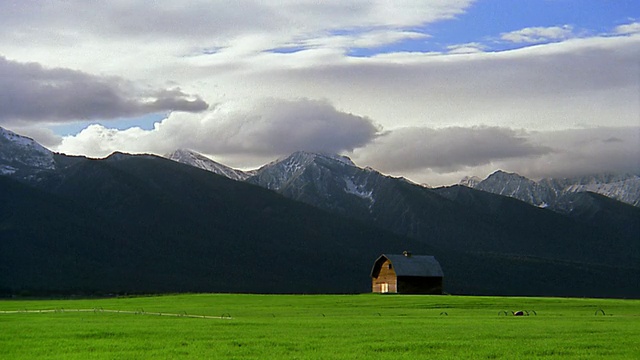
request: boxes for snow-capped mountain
[165,149,255,181]
[464,170,640,208]
[459,176,481,188]
[541,173,640,207]
[163,148,640,211]
[169,149,388,214]
[248,151,359,190]
[164,149,456,244]
[473,171,559,208]
[246,151,382,214]
[0,126,55,176]
[2,127,638,298]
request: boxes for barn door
[381,283,389,293]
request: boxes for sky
[0,0,638,186]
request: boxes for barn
[370,251,443,294]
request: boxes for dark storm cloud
[358,126,552,173]
[602,137,623,143]
[0,56,208,124]
[354,126,639,185]
[517,127,640,178]
[197,98,381,156]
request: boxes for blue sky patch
[52,113,166,136]
[350,0,639,56]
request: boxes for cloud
[352,126,640,186]
[197,98,381,155]
[56,98,380,160]
[4,2,637,136]
[2,1,638,188]
[7,126,63,149]
[0,56,208,124]
[0,1,476,90]
[446,42,486,54]
[510,127,640,179]
[244,34,640,131]
[0,1,473,59]
[501,25,573,43]
[615,22,640,35]
[602,137,623,143]
[353,126,551,174]
[271,30,430,54]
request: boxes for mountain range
[165,149,255,181]
[168,148,640,211]
[463,170,640,209]
[1,128,639,297]
[1,140,420,295]
[167,148,640,297]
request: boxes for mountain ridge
[163,147,639,209]
[2,129,638,297]
[165,149,255,181]
[0,127,55,176]
[1,151,427,295]
[467,169,640,209]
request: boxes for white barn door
[381,283,389,293]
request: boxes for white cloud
[58,125,151,158]
[446,42,487,54]
[615,22,640,35]
[501,25,574,43]
[283,30,430,53]
[0,1,473,72]
[56,98,381,161]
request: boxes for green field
[1,294,639,359]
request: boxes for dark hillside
[239,152,640,297]
[1,154,429,295]
[553,191,640,240]
[433,185,638,268]
[432,185,640,297]
[2,152,638,297]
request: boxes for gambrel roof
[371,254,443,278]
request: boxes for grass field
[1,294,639,359]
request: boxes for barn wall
[397,276,443,295]
[372,259,398,293]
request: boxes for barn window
[388,264,393,269]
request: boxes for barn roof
[370,253,443,278]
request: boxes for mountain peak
[104,151,157,161]
[164,149,254,181]
[285,151,356,167]
[250,151,358,191]
[0,126,55,174]
[466,169,640,208]
[460,176,481,188]
[165,148,210,163]
[486,170,528,180]
[167,148,201,157]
